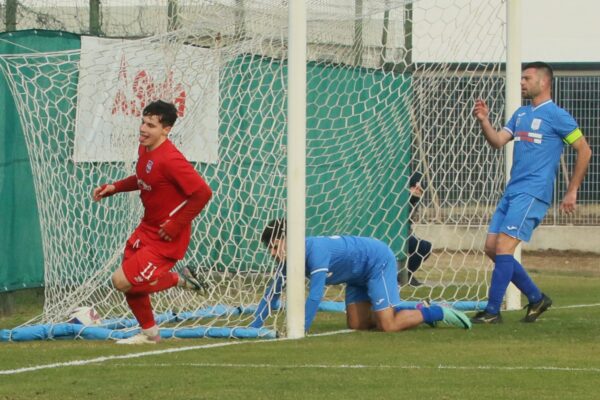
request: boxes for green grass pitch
[1,270,600,399]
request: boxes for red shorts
[122,232,177,286]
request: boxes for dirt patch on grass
[418,250,599,282]
[522,250,599,276]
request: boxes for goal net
[0,0,507,339]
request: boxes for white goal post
[504,0,522,311]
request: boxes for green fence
[0,30,80,292]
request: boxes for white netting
[0,0,508,336]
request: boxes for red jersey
[133,139,210,260]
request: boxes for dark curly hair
[142,100,178,127]
[261,218,286,247]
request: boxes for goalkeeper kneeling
[250,218,472,333]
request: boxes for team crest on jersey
[145,160,154,173]
[531,118,542,130]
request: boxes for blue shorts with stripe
[345,248,401,311]
[488,192,550,242]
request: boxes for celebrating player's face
[139,114,171,151]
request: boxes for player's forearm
[566,141,592,195]
[250,297,272,328]
[304,274,327,332]
[250,277,283,328]
[113,175,139,193]
[479,119,505,149]
[304,298,320,332]
[172,183,212,226]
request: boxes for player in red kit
[92,100,212,344]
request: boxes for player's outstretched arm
[560,136,592,214]
[249,271,285,328]
[92,175,138,201]
[92,184,115,201]
[304,272,327,332]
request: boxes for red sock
[127,272,179,295]
[125,293,155,329]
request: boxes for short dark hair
[261,218,286,247]
[409,171,427,190]
[143,100,178,127]
[523,61,554,81]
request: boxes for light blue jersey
[305,236,392,285]
[250,236,400,331]
[503,100,582,204]
[304,236,400,330]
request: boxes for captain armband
[563,128,583,145]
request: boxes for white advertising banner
[74,36,219,163]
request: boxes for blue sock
[486,254,515,315]
[420,305,444,326]
[512,258,542,304]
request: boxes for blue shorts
[345,248,401,311]
[488,192,549,242]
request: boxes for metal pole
[286,0,306,339]
[403,0,413,69]
[353,0,363,66]
[89,0,101,36]
[234,0,246,40]
[167,0,180,32]
[504,0,522,311]
[379,4,390,67]
[6,0,17,32]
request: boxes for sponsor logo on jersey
[146,159,154,173]
[514,131,542,144]
[137,178,152,191]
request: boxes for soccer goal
[0,0,517,340]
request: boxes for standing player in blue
[471,62,592,324]
[250,218,472,333]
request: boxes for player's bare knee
[484,242,497,260]
[347,320,372,330]
[484,247,496,261]
[111,273,128,292]
[346,320,360,330]
[378,320,400,332]
[495,234,520,255]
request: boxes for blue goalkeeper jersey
[503,100,583,204]
[249,236,394,331]
[305,236,390,285]
[303,236,392,330]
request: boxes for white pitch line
[112,362,600,374]
[0,330,353,376]
[2,301,600,377]
[553,303,600,310]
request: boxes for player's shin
[486,254,515,314]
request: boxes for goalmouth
[0,0,521,341]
